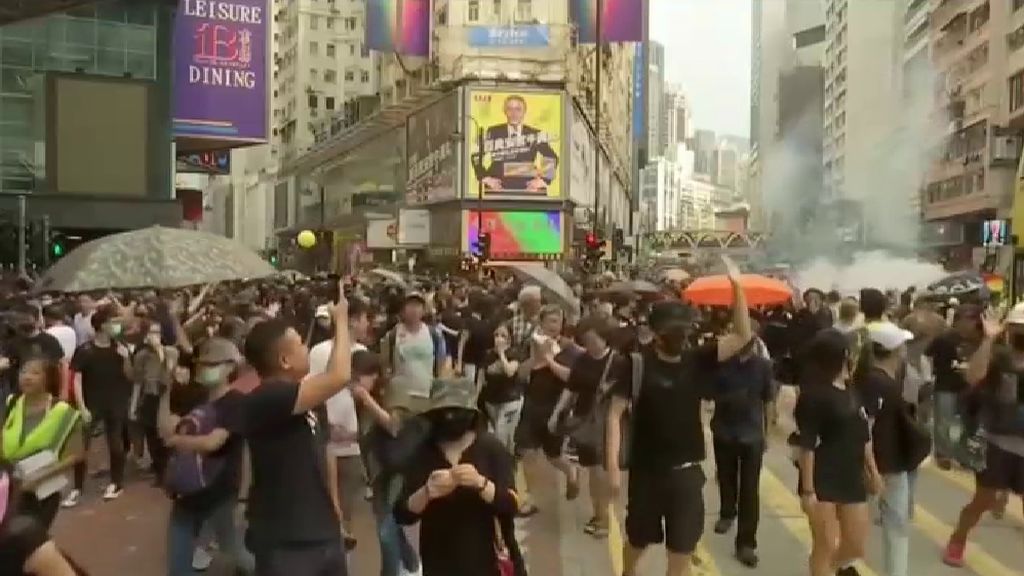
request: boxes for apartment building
[273,0,637,266]
[648,41,667,158]
[925,0,1022,246]
[664,87,692,155]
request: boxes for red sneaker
[942,539,965,567]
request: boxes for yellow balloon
[297,230,317,249]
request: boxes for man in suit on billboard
[475,94,559,194]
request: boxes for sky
[650,0,753,139]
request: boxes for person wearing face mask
[944,303,1024,567]
[159,337,254,576]
[605,255,753,576]
[395,376,524,576]
[64,305,133,507]
[859,323,931,576]
[129,320,178,482]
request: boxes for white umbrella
[492,262,580,318]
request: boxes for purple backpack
[164,403,226,497]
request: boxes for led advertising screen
[464,211,564,260]
[173,0,268,146]
[982,219,1009,247]
[466,88,563,200]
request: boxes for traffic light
[49,234,67,260]
[584,231,606,267]
[478,232,492,262]
[266,249,280,268]
[471,231,492,262]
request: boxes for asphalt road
[51,437,1023,576]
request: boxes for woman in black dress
[795,329,882,576]
[0,461,85,576]
[395,376,525,576]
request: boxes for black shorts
[625,465,706,554]
[515,402,565,459]
[977,443,1024,496]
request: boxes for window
[327,17,334,29]
[310,15,318,29]
[310,68,318,81]
[326,97,336,110]
[309,94,318,108]
[1010,70,1024,113]
[327,43,336,57]
[493,0,501,16]
[349,43,355,55]
[361,70,370,82]
[1016,0,1024,13]
[325,69,337,83]
[468,0,480,21]
[345,70,354,81]
[309,41,318,55]
[515,0,531,20]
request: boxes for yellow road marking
[912,503,1020,576]
[606,487,722,576]
[759,467,880,576]
[923,461,1024,523]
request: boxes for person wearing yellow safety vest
[1,357,84,530]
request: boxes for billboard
[366,0,430,56]
[466,88,563,200]
[173,0,268,144]
[571,0,644,43]
[468,25,551,48]
[464,211,565,259]
[406,94,458,204]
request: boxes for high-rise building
[714,141,739,190]
[925,1,1021,229]
[273,0,637,267]
[822,0,900,202]
[691,129,717,178]
[0,1,180,243]
[664,87,691,152]
[647,41,667,158]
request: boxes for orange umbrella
[683,274,794,307]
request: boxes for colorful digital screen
[464,211,563,259]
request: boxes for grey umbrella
[34,226,276,293]
[494,262,581,318]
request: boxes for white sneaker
[102,484,123,501]
[192,546,213,571]
[61,490,81,508]
[399,565,423,576]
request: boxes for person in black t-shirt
[552,315,626,539]
[479,323,524,453]
[795,329,880,576]
[605,255,753,576]
[240,281,352,576]
[0,311,64,403]
[65,305,133,507]
[925,304,981,469]
[159,337,254,576]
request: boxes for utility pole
[591,0,603,234]
[16,194,26,276]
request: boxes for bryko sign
[173,0,268,144]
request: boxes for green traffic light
[51,243,65,257]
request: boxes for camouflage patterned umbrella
[34,226,276,293]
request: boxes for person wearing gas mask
[159,337,254,576]
[944,302,1024,567]
[605,255,753,576]
[64,305,133,507]
[395,375,524,576]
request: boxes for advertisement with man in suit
[467,89,562,198]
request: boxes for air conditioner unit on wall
[992,136,1021,162]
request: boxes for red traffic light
[585,232,598,248]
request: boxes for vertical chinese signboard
[173,0,269,145]
[406,93,458,204]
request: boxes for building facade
[647,40,667,158]
[274,0,637,268]
[0,0,180,254]
[925,0,1022,267]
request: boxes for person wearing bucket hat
[159,337,255,576]
[394,375,525,576]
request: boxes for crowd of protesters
[0,260,1019,576]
